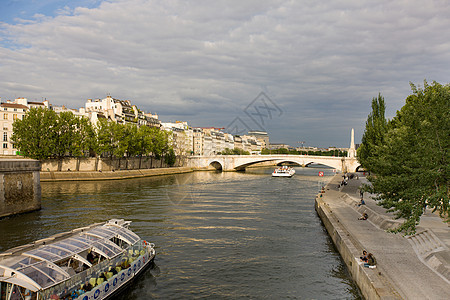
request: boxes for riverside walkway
[316,173,450,299]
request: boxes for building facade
[0,98,50,155]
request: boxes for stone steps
[339,192,450,284]
[407,229,446,257]
[407,229,450,283]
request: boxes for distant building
[0,98,50,155]
[193,128,204,156]
[268,143,291,150]
[84,95,160,127]
[161,121,193,156]
[248,130,269,149]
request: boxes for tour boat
[0,219,156,300]
[272,166,295,177]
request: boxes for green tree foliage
[12,108,57,160]
[164,147,176,166]
[151,128,170,159]
[13,109,174,161]
[54,111,81,158]
[77,117,97,156]
[94,118,118,158]
[357,93,388,170]
[360,81,449,234]
[220,148,250,155]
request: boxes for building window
[3,113,7,120]
[14,108,17,111]
[13,114,17,120]
[3,108,6,111]
[3,143,7,149]
[3,133,7,142]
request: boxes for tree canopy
[219,148,251,155]
[358,81,449,234]
[12,108,175,164]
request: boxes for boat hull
[80,246,155,300]
[272,174,293,177]
[272,168,295,177]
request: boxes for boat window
[101,226,121,235]
[0,255,39,270]
[93,240,123,259]
[63,237,91,250]
[25,249,63,262]
[117,228,140,245]
[0,282,8,300]
[87,227,117,239]
[80,234,101,242]
[18,261,69,289]
[73,235,98,244]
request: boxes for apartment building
[0,98,50,155]
[85,95,160,127]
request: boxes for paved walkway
[322,173,450,299]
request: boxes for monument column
[347,128,356,158]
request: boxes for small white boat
[272,166,295,177]
[0,219,155,300]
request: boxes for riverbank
[315,174,450,299]
[40,167,193,182]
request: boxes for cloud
[0,0,449,147]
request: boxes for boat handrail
[41,241,148,298]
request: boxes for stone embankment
[0,159,41,218]
[315,173,450,300]
[40,167,193,182]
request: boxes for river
[0,167,361,299]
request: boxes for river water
[0,167,361,299]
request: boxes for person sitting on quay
[364,253,376,268]
[360,250,368,262]
[357,198,365,207]
[358,213,368,220]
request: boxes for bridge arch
[234,158,339,171]
[187,155,356,172]
[209,161,223,170]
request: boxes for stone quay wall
[315,175,403,300]
[40,167,193,182]
[315,195,384,299]
[41,156,187,172]
[0,159,41,218]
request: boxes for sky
[0,0,449,148]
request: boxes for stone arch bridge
[187,155,360,172]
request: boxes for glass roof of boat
[0,221,141,290]
[18,260,70,289]
[117,228,140,245]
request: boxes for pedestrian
[364,253,376,268]
[360,250,368,262]
[358,213,368,220]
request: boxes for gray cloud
[1,0,449,147]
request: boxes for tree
[53,111,81,158]
[164,147,176,166]
[357,93,388,170]
[77,116,96,156]
[151,128,170,159]
[361,82,449,234]
[94,118,118,158]
[12,107,57,160]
